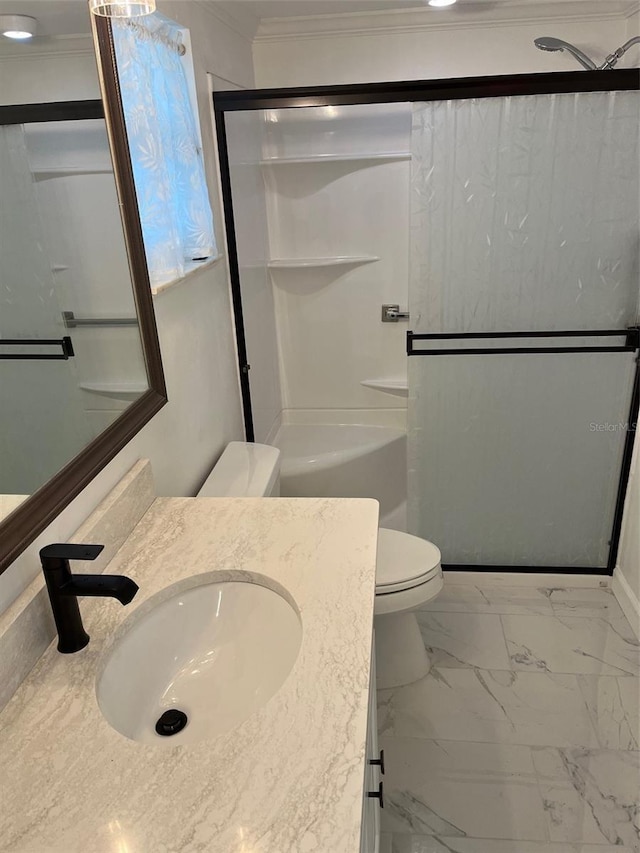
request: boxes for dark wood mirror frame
[0,17,167,575]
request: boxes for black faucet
[40,543,139,654]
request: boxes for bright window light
[428,0,458,7]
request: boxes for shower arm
[599,36,640,70]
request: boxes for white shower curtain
[407,91,640,567]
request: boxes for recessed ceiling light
[0,14,37,40]
[428,0,458,7]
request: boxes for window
[112,14,217,287]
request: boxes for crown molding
[255,1,639,42]
[0,34,94,62]
[195,0,261,43]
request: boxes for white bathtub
[274,423,407,530]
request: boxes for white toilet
[198,442,443,690]
[374,528,442,689]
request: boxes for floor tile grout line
[387,835,636,851]
[375,733,610,755]
[387,833,637,849]
[376,667,640,686]
[375,733,592,749]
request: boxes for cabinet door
[360,636,380,853]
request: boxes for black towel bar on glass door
[406,327,640,356]
[0,337,75,360]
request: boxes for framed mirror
[0,8,167,573]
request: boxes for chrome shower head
[534,36,597,71]
[534,36,564,52]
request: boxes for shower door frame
[213,69,640,576]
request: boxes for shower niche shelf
[32,167,113,181]
[260,152,410,166]
[79,381,147,400]
[268,256,379,269]
[361,379,408,398]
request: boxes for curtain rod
[120,19,186,56]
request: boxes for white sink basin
[96,579,302,744]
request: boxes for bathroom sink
[96,579,302,744]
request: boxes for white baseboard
[443,571,611,589]
[611,567,640,640]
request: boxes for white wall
[254,11,634,86]
[0,38,100,104]
[0,3,255,612]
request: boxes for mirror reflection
[0,6,149,512]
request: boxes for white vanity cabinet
[360,639,382,853]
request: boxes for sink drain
[155,708,188,736]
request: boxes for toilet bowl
[198,442,443,690]
[375,528,443,689]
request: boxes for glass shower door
[0,123,91,494]
[408,90,640,570]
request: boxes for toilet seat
[375,527,442,595]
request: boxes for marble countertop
[0,497,379,853]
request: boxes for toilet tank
[197,442,281,498]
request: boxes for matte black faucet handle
[40,543,104,563]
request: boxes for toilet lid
[376,528,442,594]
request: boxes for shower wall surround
[228,102,413,441]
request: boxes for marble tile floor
[378,583,640,852]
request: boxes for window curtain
[112,16,216,285]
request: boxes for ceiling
[237,0,613,20]
[244,1,432,16]
[0,1,92,37]
[0,0,632,39]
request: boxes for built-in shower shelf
[361,379,408,398]
[32,167,112,181]
[79,381,146,401]
[260,152,411,166]
[268,256,379,269]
